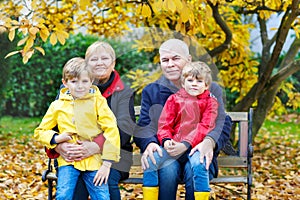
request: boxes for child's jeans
[56,165,109,200]
[143,147,210,192]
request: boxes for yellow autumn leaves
[2,0,74,63]
[137,3,152,18]
[1,0,207,65]
[1,0,299,115]
[2,0,299,65]
[136,0,193,34]
[5,17,50,64]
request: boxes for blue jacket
[134,76,232,178]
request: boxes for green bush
[0,33,17,116]
[2,33,152,117]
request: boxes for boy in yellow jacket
[34,57,120,200]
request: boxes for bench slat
[132,154,248,168]
[135,106,248,122]
[239,121,249,157]
[134,106,141,116]
[120,178,143,184]
[226,112,248,121]
[46,157,248,181]
[120,176,248,184]
[46,172,57,180]
[218,156,247,168]
[132,154,141,166]
[210,176,248,184]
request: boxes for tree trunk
[252,59,300,139]
[253,88,278,138]
[252,34,300,138]
[231,2,300,138]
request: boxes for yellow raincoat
[34,85,120,171]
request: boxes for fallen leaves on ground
[0,126,299,199]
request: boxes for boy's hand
[93,161,111,186]
[166,140,187,157]
[54,132,73,144]
[163,140,172,151]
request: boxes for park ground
[0,114,299,199]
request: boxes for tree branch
[206,1,232,57]
[234,0,300,111]
[267,59,300,91]
[260,0,299,78]
[258,15,271,75]
[236,0,285,14]
[279,37,300,69]
[258,16,268,45]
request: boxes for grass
[0,114,299,139]
[262,120,299,136]
[0,116,41,143]
[257,115,300,144]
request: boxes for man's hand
[55,141,100,162]
[141,143,162,170]
[189,138,215,170]
[165,140,187,157]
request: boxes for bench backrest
[133,106,253,169]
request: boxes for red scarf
[101,71,124,98]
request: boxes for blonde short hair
[62,57,92,82]
[85,41,116,61]
[181,61,212,87]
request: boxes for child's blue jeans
[143,147,210,192]
[56,165,109,200]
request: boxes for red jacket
[157,88,218,148]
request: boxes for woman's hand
[55,141,100,162]
[93,161,112,186]
[76,140,101,159]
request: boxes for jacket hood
[59,85,101,101]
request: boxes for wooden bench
[42,106,253,200]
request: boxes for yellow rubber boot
[194,192,210,200]
[142,187,159,200]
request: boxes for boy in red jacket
[143,61,218,199]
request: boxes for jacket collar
[99,71,124,98]
[177,88,210,99]
[156,75,180,94]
